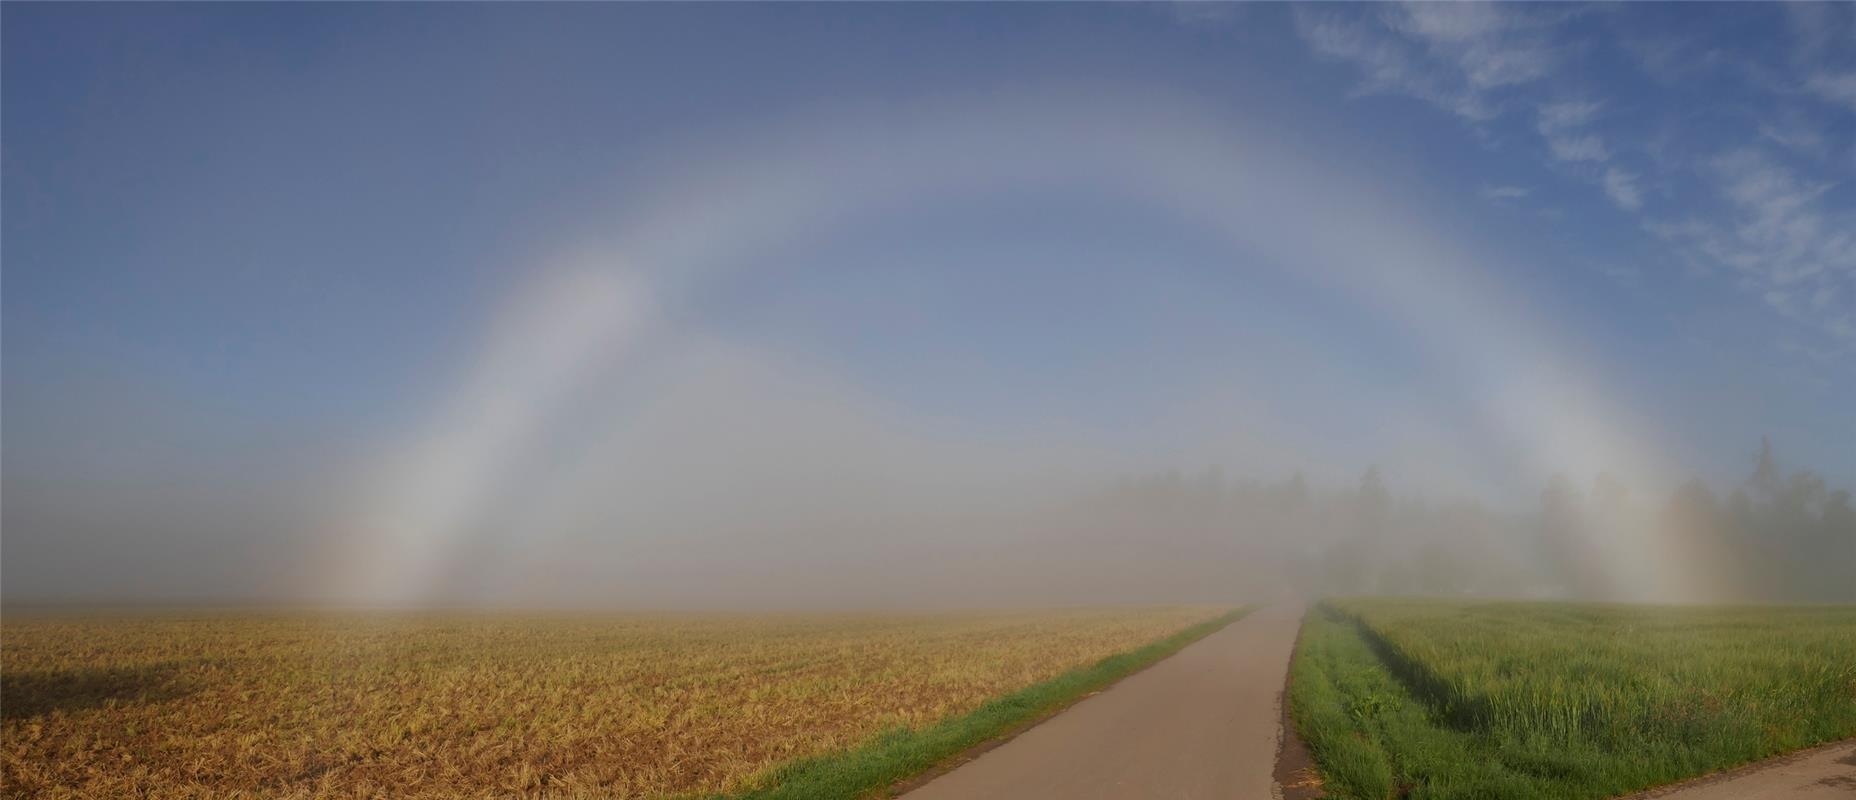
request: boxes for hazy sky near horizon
[4,3,1854,603]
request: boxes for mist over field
[10,7,1856,800]
[5,3,1855,611]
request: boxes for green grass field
[1289,598,1856,799]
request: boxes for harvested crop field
[1,606,1225,798]
[1290,598,1856,799]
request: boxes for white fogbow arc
[326,88,1708,605]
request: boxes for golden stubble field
[1,606,1219,798]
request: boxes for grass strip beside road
[719,607,1251,800]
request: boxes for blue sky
[4,4,1854,600]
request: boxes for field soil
[0,607,1221,798]
[901,603,1305,800]
[1629,739,1856,800]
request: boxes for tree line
[1082,439,1854,603]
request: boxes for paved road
[902,603,1304,800]
[1632,739,1856,800]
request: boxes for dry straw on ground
[2,606,1217,798]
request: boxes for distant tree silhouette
[1090,438,1852,602]
[1751,437,1782,500]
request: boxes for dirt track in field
[900,603,1305,800]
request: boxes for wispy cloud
[1601,263,1643,289]
[1482,185,1531,201]
[1712,149,1836,281]
[1602,167,1643,211]
[1784,2,1855,66]
[1620,34,1718,85]
[1296,8,1490,120]
[1293,2,1556,122]
[1537,100,1610,163]
[1545,134,1609,163]
[1167,1,1241,29]
[1649,148,1856,347]
[1386,2,1556,90]
[1805,71,1856,112]
[1757,113,1830,159]
[1293,3,1856,356]
[1537,99,1600,129]
[1785,0,1856,112]
[1386,2,1510,45]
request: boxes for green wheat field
[1290,598,1856,799]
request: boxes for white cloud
[1168,1,1241,28]
[1294,3,1556,122]
[1546,134,1610,163]
[1482,185,1531,201]
[1603,168,1643,211]
[1387,2,1510,44]
[1537,100,1610,162]
[1601,263,1643,288]
[1386,2,1556,90]
[1296,8,1492,120]
[1757,115,1829,158]
[1713,150,1833,271]
[1620,34,1715,85]
[1805,72,1856,112]
[1784,2,1855,65]
[1461,46,1556,90]
[1294,4,1856,357]
[1538,99,1601,129]
[1650,149,1856,348]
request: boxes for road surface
[1630,739,1856,800]
[901,603,1304,800]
